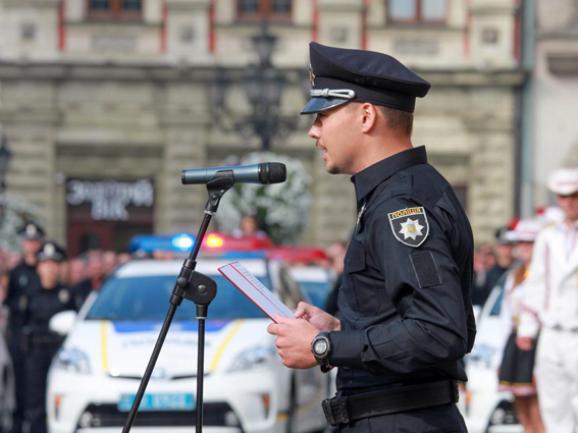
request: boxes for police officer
[23,241,75,433]
[3,223,44,433]
[517,167,578,433]
[268,43,475,432]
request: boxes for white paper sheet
[218,261,294,322]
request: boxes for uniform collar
[351,146,428,205]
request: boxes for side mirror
[49,310,77,336]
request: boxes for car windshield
[86,274,268,321]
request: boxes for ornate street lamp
[210,23,301,151]
[0,131,12,217]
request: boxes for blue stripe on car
[113,320,230,333]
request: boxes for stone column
[158,79,210,234]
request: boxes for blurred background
[1,2,578,433]
[0,0,576,254]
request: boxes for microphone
[181,162,287,185]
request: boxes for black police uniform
[3,223,44,433]
[23,242,75,433]
[4,261,39,433]
[303,43,476,432]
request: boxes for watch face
[314,338,328,355]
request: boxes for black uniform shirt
[5,261,40,327]
[26,283,76,338]
[327,146,476,394]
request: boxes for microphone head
[261,162,287,184]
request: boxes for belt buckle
[322,397,349,426]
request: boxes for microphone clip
[206,171,235,213]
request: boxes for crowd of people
[468,167,578,433]
[0,224,129,433]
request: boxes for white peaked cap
[504,218,544,243]
[547,167,578,195]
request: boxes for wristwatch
[311,332,333,372]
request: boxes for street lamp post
[0,131,12,198]
[210,23,301,151]
[0,131,13,221]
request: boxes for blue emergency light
[129,233,196,254]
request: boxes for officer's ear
[360,103,378,134]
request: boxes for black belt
[322,380,459,426]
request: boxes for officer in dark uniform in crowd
[23,241,75,433]
[3,223,44,433]
[268,43,476,432]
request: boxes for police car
[47,239,328,433]
[286,265,333,310]
[462,283,521,433]
[267,246,334,310]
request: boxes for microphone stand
[122,173,235,433]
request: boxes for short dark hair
[378,106,414,136]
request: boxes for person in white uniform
[517,167,578,433]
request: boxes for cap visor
[300,97,350,114]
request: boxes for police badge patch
[388,207,429,247]
[58,289,71,304]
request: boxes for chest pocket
[345,239,366,273]
[343,239,382,316]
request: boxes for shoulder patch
[58,289,71,304]
[387,206,429,247]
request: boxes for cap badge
[26,224,37,237]
[44,243,56,256]
[388,207,429,247]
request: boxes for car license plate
[118,393,195,412]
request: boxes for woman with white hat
[497,218,545,433]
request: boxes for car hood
[65,319,274,378]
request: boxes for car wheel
[285,377,298,433]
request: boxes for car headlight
[53,347,92,374]
[227,345,276,373]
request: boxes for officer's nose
[308,120,321,141]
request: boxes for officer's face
[557,191,578,222]
[22,238,42,256]
[37,259,60,288]
[308,103,361,175]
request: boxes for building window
[388,0,447,24]
[237,0,292,22]
[87,0,142,20]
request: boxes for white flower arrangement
[0,195,41,250]
[216,152,311,244]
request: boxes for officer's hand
[267,316,318,369]
[294,301,341,332]
[516,336,534,351]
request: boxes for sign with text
[66,178,154,221]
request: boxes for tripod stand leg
[196,317,206,433]
[121,303,178,433]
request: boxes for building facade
[0,0,525,253]
[530,0,578,209]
